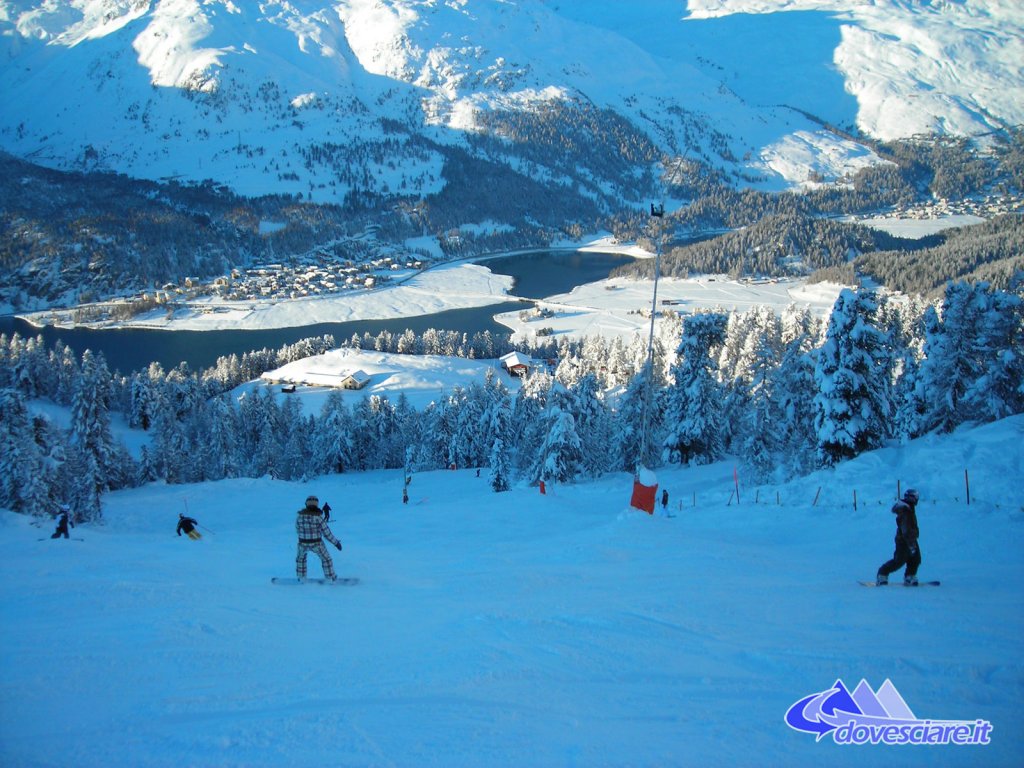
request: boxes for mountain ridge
[3,0,1022,206]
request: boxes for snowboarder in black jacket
[876,489,921,585]
[51,506,73,539]
[177,514,201,540]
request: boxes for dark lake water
[0,249,634,374]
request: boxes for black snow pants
[878,539,921,578]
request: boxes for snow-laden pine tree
[720,306,782,456]
[567,373,614,478]
[11,335,48,398]
[275,395,310,481]
[612,367,662,472]
[312,391,354,475]
[554,351,583,388]
[349,395,396,470]
[452,384,491,469]
[129,370,157,430]
[963,285,1024,422]
[813,289,894,466]
[237,387,281,477]
[368,394,406,470]
[70,350,118,517]
[488,393,513,492]
[662,312,728,466]
[767,331,820,478]
[606,336,630,388]
[52,341,79,406]
[511,370,553,477]
[733,310,784,480]
[893,353,929,441]
[535,402,584,485]
[0,388,50,515]
[152,396,189,483]
[200,395,240,481]
[918,282,985,433]
[57,443,102,522]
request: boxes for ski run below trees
[1,413,1022,767]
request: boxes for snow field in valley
[2,416,1022,767]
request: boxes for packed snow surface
[2,406,1022,766]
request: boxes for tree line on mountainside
[2,126,1021,310]
[614,213,1024,296]
[3,279,1021,522]
[854,214,1024,296]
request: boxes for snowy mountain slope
[0,0,441,199]
[1,0,1021,202]
[685,0,1024,140]
[1,414,1021,766]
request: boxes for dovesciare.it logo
[785,679,993,746]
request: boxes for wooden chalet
[340,370,370,390]
[500,351,531,377]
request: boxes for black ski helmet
[903,488,920,505]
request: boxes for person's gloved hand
[335,542,343,551]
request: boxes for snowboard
[271,577,359,586]
[38,537,84,542]
[859,580,940,587]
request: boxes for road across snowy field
[496,274,844,344]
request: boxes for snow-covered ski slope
[1,415,1022,767]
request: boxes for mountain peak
[1,0,1021,201]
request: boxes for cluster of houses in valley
[871,192,1023,222]
[206,254,427,302]
[119,254,429,312]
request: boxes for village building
[340,370,370,390]
[500,351,531,377]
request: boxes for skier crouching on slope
[177,513,201,540]
[296,495,342,582]
[876,488,921,586]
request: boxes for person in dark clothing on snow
[876,489,922,585]
[296,495,342,581]
[51,506,73,539]
[177,513,201,540]
[322,502,332,523]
